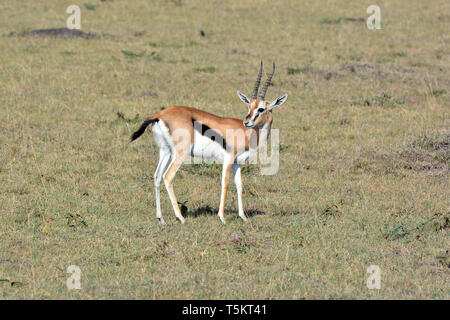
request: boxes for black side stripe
[192,120,227,150]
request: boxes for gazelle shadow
[179,203,265,218]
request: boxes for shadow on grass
[179,203,265,218]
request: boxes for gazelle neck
[255,118,272,150]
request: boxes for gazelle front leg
[232,163,247,221]
[218,156,233,224]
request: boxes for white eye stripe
[251,109,263,121]
[249,104,266,121]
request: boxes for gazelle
[130,61,287,224]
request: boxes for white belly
[190,130,226,163]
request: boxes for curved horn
[259,62,275,100]
[251,61,263,99]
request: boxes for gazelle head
[237,61,288,129]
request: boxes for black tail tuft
[130,118,158,142]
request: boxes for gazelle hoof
[158,218,166,225]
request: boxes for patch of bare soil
[340,63,386,79]
[351,131,449,176]
[399,131,449,173]
[9,28,98,39]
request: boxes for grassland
[0,0,448,299]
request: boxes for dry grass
[0,0,449,299]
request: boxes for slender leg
[232,163,247,221]
[163,148,189,224]
[154,149,171,224]
[218,157,233,224]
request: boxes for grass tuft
[84,3,96,10]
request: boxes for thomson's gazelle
[131,62,287,224]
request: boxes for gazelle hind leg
[154,149,171,224]
[163,148,189,224]
[232,164,247,221]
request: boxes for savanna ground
[0,0,449,299]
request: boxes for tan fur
[151,105,265,156]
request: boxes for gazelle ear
[237,91,250,105]
[269,94,288,110]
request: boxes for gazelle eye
[257,108,265,113]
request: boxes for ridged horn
[259,62,275,100]
[251,61,263,99]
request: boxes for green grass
[0,0,448,299]
[84,3,96,11]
